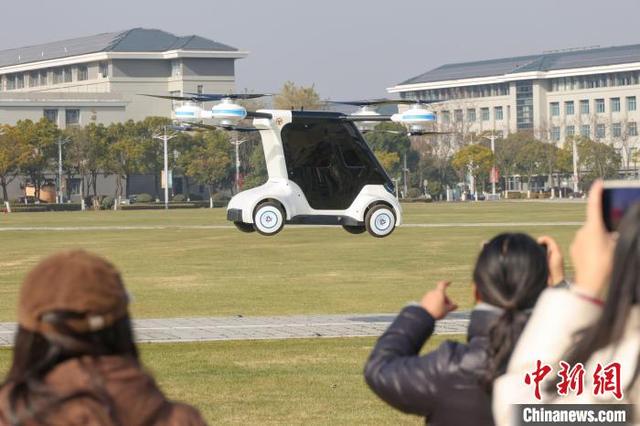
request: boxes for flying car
[143,93,442,237]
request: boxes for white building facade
[388,45,640,181]
[0,28,247,127]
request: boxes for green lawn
[0,336,461,425]
[0,201,584,321]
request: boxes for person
[0,250,207,426]
[492,181,638,425]
[364,232,564,425]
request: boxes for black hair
[474,233,549,390]
[2,314,138,425]
[556,203,640,384]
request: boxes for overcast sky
[2,0,640,99]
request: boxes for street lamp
[153,126,178,210]
[57,138,70,204]
[571,137,579,193]
[482,131,499,196]
[228,133,249,194]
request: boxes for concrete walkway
[0,311,470,346]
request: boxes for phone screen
[602,186,640,231]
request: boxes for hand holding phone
[569,181,616,297]
[602,180,640,231]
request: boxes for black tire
[365,204,396,238]
[234,221,255,233]
[253,201,285,236]
[342,225,366,234]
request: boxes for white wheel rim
[370,209,395,236]
[256,206,282,233]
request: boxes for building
[0,28,247,202]
[388,44,640,187]
[0,27,247,126]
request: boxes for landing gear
[234,222,255,233]
[365,205,396,238]
[253,202,285,236]
[342,225,366,234]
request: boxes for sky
[2,0,640,99]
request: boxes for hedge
[119,201,225,210]
[7,203,82,213]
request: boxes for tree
[0,125,28,201]
[104,121,146,203]
[273,81,322,110]
[242,143,268,190]
[515,138,548,192]
[486,132,528,192]
[451,144,494,193]
[574,136,621,186]
[374,150,400,173]
[365,122,413,176]
[184,131,232,207]
[16,118,59,201]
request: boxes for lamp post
[482,132,499,196]
[153,126,178,210]
[57,138,70,204]
[229,133,249,194]
[571,137,579,193]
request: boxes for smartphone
[602,180,640,231]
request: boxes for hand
[537,235,565,286]
[420,281,458,320]
[570,180,616,297]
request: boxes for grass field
[0,336,461,425]
[0,201,585,322]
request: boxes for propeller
[139,93,272,102]
[184,122,260,132]
[364,130,453,136]
[327,98,439,107]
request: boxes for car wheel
[365,205,396,238]
[234,221,255,233]
[253,202,285,236]
[342,225,366,234]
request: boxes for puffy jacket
[0,355,207,426]
[364,304,502,426]
[492,288,638,426]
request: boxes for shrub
[101,196,115,210]
[135,193,153,203]
[212,192,230,203]
[188,193,203,201]
[506,191,524,199]
[172,194,187,202]
[405,188,422,199]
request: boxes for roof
[0,28,238,68]
[399,43,640,85]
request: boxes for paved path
[0,311,470,346]
[0,222,581,232]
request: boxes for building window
[566,125,575,137]
[551,126,561,141]
[171,60,181,77]
[65,109,80,126]
[441,110,450,123]
[580,99,590,114]
[40,70,48,86]
[43,109,58,123]
[454,109,463,122]
[628,96,637,112]
[494,106,504,120]
[611,97,621,113]
[581,124,590,138]
[197,85,204,94]
[550,102,560,117]
[612,122,622,137]
[77,65,88,81]
[6,75,15,90]
[466,108,476,122]
[99,62,109,78]
[63,67,72,83]
[595,98,605,113]
[629,122,638,136]
[16,74,24,89]
[29,72,39,87]
[481,107,490,121]
[596,123,605,139]
[565,101,574,115]
[53,69,63,85]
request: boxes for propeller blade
[184,93,273,101]
[184,122,260,132]
[328,98,439,107]
[139,93,203,102]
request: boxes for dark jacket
[364,305,500,426]
[0,355,207,426]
